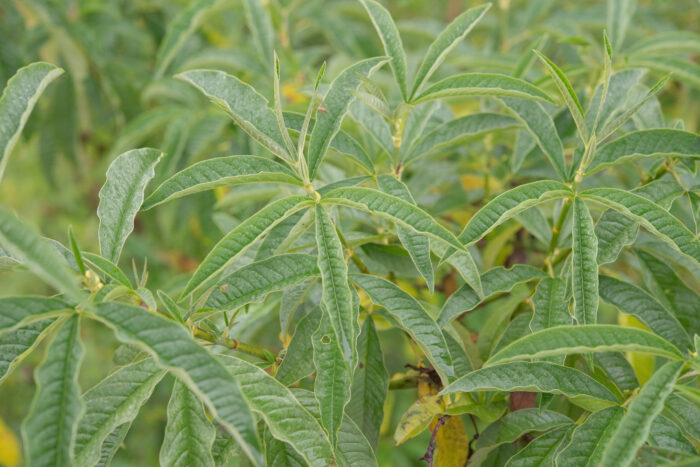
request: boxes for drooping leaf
[441,362,618,411]
[409,3,491,99]
[160,380,215,467]
[276,308,321,386]
[347,316,388,450]
[0,319,55,383]
[413,73,554,104]
[394,395,444,445]
[487,325,683,365]
[98,148,163,263]
[242,0,274,66]
[599,275,691,353]
[530,277,572,332]
[0,62,63,183]
[0,296,70,337]
[556,406,624,467]
[74,358,165,467]
[205,254,319,312]
[181,196,313,298]
[351,273,454,381]
[143,156,302,210]
[572,197,598,325]
[505,426,569,467]
[22,315,83,467]
[599,360,684,467]
[476,409,571,449]
[90,302,262,466]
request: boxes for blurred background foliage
[0,0,698,465]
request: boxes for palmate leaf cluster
[0,0,699,466]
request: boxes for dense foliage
[1,0,699,466]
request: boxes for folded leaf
[0,319,55,383]
[572,197,598,324]
[556,406,624,467]
[505,426,569,467]
[0,296,70,337]
[530,277,572,332]
[414,73,554,104]
[477,408,571,449]
[242,0,274,66]
[276,309,321,386]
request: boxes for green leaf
[627,56,700,89]
[588,130,700,174]
[409,3,491,99]
[143,156,302,210]
[242,0,274,66]
[439,264,545,327]
[177,69,291,160]
[594,352,639,392]
[572,197,598,325]
[505,426,569,467]
[307,57,388,179]
[665,394,700,440]
[535,51,588,141]
[458,181,572,245]
[359,0,408,101]
[599,360,684,467]
[264,428,306,467]
[22,315,83,467]
[276,309,321,386]
[181,196,312,298]
[160,380,216,467]
[0,62,63,183]
[154,0,218,77]
[0,208,83,301]
[90,302,262,466]
[347,316,388,450]
[599,275,691,353]
[500,98,568,180]
[350,273,454,381]
[0,296,70,337]
[556,406,624,467]
[403,113,519,165]
[477,408,571,449]
[581,188,700,265]
[322,186,466,251]
[94,424,130,467]
[377,175,434,292]
[98,148,163,264]
[315,205,357,363]
[530,277,572,332]
[627,31,700,56]
[607,0,636,51]
[441,362,618,411]
[0,319,55,383]
[648,415,697,454]
[413,73,554,104]
[486,325,684,365]
[312,313,351,448]
[205,254,319,312]
[75,359,166,467]
[82,252,132,289]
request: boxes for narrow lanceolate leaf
[599,275,691,353]
[0,296,70,337]
[403,113,519,165]
[322,186,465,251]
[350,273,454,381]
[359,0,408,100]
[607,0,636,51]
[477,409,571,449]
[581,188,700,264]
[648,415,697,454]
[98,148,163,263]
[0,62,63,183]
[535,51,587,141]
[312,313,351,448]
[154,0,218,77]
[0,319,55,383]
[627,56,700,89]
[160,380,215,467]
[315,205,356,363]
[377,175,434,292]
[665,394,700,440]
[409,4,490,99]
[486,325,683,365]
[143,156,302,210]
[530,277,572,332]
[0,208,82,301]
[458,181,572,245]
[572,198,598,325]
[23,315,83,467]
[505,426,569,467]
[414,73,553,104]
[182,196,312,298]
[588,130,700,174]
[308,57,388,179]
[90,302,262,466]
[439,264,545,327]
[82,252,132,289]
[599,361,684,467]
[221,356,335,467]
[501,98,568,180]
[594,352,639,392]
[177,69,291,160]
[557,406,624,467]
[242,0,274,66]
[205,254,319,312]
[276,309,321,386]
[441,362,618,411]
[347,316,388,450]
[75,359,166,467]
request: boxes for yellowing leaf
[0,417,21,467]
[434,416,469,467]
[619,313,654,384]
[394,395,445,445]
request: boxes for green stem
[193,327,271,361]
[544,199,572,275]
